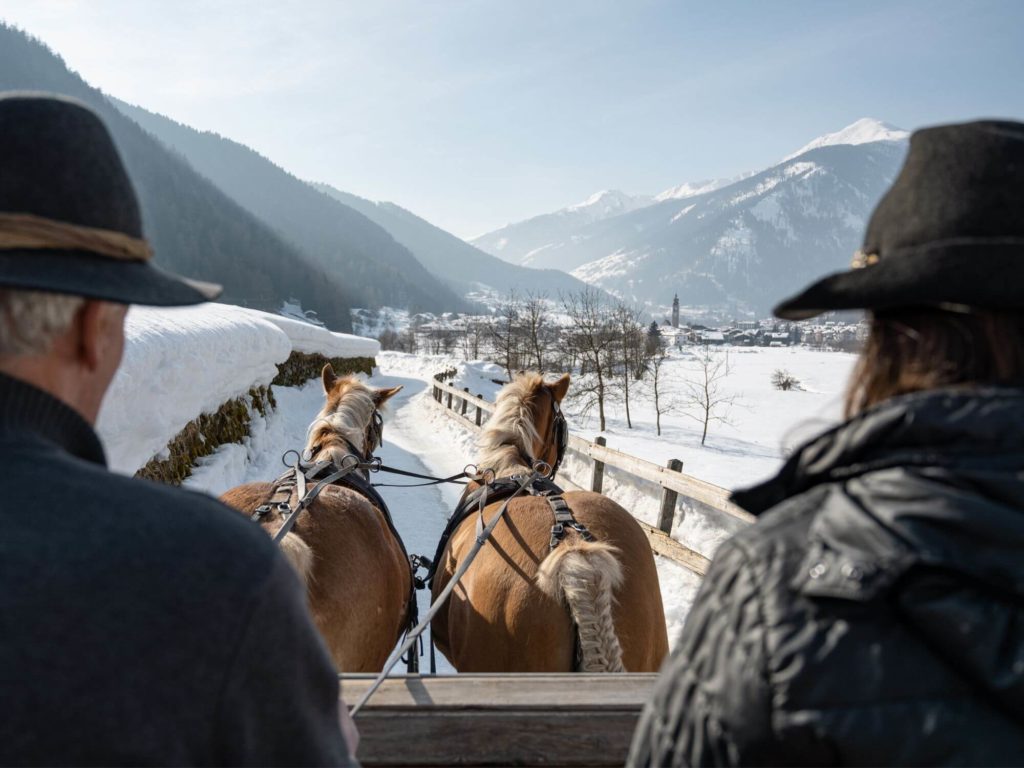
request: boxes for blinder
[549,398,569,479]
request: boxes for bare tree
[487,291,524,380]
[611,301,646,429]
[461,319,486,360]
[771,369,801,391]
[378,328,402,351]
[682,343,736,446]
[561,288,617,431]
[521,291,550,371]
[400,327,417,354]
[648,336,675,437]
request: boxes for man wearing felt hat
[0,94,353,765]
[630,120,1024,766]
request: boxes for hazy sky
[3,0,1023,238]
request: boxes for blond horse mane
[305,377,377,467]
[477,372,545,477]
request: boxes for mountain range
[311,184,590,298]
[1,23,590,333]
[113,98,472,316]
[2,21,914,324]
[473,119,909,313]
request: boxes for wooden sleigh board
[342,673,657,766]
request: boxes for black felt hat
[774,119,1024,320]
[0,92,220,305]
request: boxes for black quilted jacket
[629,388,1024,766]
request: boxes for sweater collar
[0,371,106,465]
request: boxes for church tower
[671,294,679,328]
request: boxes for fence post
[461,387,469,417]
[591,436,607,493]
[657,458,684,534]
[446,390,453,409]
[475,394,483,426]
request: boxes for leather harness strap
[250,453,422,671]
[546,494,595,550]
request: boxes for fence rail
[429,374,754,575]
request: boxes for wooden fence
[429,374,754,576]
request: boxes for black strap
[371,465,471,487]
[254,455,421,665]
[546,494,595,550]
[272,465,352,544]
[421,475,567,589]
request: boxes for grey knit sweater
[0,372,353,766]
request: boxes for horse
[430,371,669,672]
[221,364,412,673]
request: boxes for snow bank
[255,310,380,358]
[97,303,377,476]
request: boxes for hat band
[0,212,152,262]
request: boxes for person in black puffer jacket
[628,119,1024,766]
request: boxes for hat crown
[0,93,142,237]
[864,120,1024,257]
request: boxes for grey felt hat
[0,92,221,305]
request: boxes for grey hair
[0,289,85,357]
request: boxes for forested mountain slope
[0,24,359,330]
[114,98,469,314]
[314,185,591,297]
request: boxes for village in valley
[351,292,868,357]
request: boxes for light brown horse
[221,364,411,672]
[431,372,669,672]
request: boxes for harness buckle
[251,504,273,521]
[550,522,566,549]
[570,522,596,542]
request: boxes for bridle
[525,388,568,480]
[306,408,385,470]
[549,396,568,479]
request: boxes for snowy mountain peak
[655,175,756,203]
[783,118,908,162]
[567,189,650,215]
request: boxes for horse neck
[478,388,544,479]
[306,404,370,465]
[478,444,532,479]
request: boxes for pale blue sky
[3,0,1023,238]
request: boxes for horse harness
[422,473,595,590]
[250,417,423,671]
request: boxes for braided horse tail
[279,532,314,586]
[537,540,625,672]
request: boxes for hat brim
[0,249,221,306]
[774,240,1024,320]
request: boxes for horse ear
[549,373,570,403]
[374,385,403,405]
[322,363,337,393]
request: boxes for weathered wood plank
[342,673,658,707]
[638,521,710,576]
[343,674,656,767]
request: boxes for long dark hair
[844,308,1024,418]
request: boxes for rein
[349,466,546,717]
[252,449,424,671]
